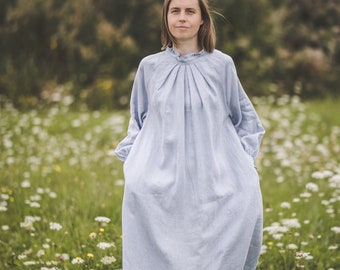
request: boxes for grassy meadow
[0,95,339,269]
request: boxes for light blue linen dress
[115,47,265,270]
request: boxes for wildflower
[1,225,9,231]
[6,157,15,164]
[36,188,45,194]
[87,253,94,259]
[49,192,57,198]
[57,253,70,261]
[30,194,42,201]
[273,233,283,240]
[54,165,62,172]
[322,200,330,206]
[280,202,291,209]
[20,219,35,231]
[62,95,74,106]
[326,208,334,214]
[29,202,41,208]
[100,255,117,265]
[329,198,337,203]
[72,119,81,127]
[99,228,105,233]
[281,218,301,229]
[322,170,333,178]
[115,179,125,186]
[300,192,311,198]
[49,222,62,231]
[95,216,111,223]
[263,222,289,235]
[287,244,298,250]
[296,251,311,259]
[276,176,284,183]
[305,182,319,192]
[328,245,338,250]
[260,245,267,255]
[69,157,78,166]
[330,226,340,234]
[18,254,27,260]
[21,180,31,188]
[89,232,97,239]
[0,205,7,211]
[71,257,84,264]
[329,174,340,188]
[37,249,45,257]
[311,170,332,179]
[23,261,37,265]
[97,242,115,250]
[1,193,9,200]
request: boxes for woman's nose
[179,11,186,21]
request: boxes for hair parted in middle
[161,0,216,53]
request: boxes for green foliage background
[0,0,339,109]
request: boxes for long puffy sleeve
[114,61,148,161]
[225,58,265,159]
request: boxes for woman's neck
[173,42,202,56]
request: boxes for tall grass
[0,99,127,269]
[257,96,340,269]
[0,95,339,269]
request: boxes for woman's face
[167,0,203,46]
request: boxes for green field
[1,96,339,269]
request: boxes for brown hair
[161,0,216,53]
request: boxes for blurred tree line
[0,0,339,109]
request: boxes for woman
[115,0,265,269]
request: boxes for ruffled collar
[166,47,206,63]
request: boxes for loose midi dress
[115,47,265,270]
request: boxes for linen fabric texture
[115,47,265,270]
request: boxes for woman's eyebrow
[169,7,197,11]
